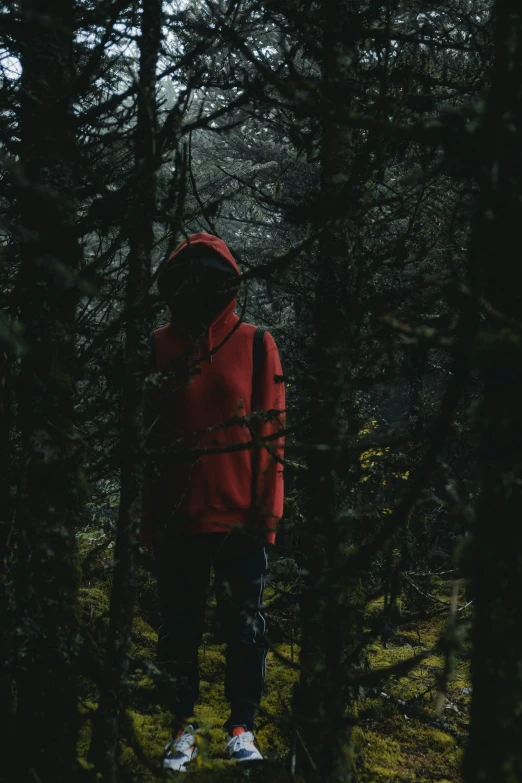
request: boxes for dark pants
[153,529,269,733]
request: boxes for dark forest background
[1,1,521,782]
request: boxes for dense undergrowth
[76,535,471,782]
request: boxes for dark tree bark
[0,338,16,773]
[293,2,366,781]
[11,2,85,781]
[463,2,522,781]
[88,1,161,779]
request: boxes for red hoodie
[140,232,285,548]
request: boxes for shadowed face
[159,253,240,330]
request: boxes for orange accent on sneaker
[232,726,246,737]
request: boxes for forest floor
[77,555,471,783]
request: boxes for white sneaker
[163,724,200,772]
[224,726,263,762]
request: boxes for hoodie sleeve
[251,330,286,546]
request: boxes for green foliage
[471,327,522,375]
[0,312,29,356]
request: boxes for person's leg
[212,530,269,734]
[153,532,212,731]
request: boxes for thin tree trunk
[463,3,522,781]
[0,342,16,772]
[11,2,84,781]
[293,1,365,780]
[88,1,160,779]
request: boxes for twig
[403,573,450,607]
[295,727,318,773]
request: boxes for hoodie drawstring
[196,330,213,363]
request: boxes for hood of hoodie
[158,232,241,362]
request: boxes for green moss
[355,710,462,782]
[256,644,299,757]
[78,586,110,616]
[354,729,407,781]
[131,615,157,656]
[419,726,455,753]
[356,595,469,781]
[111,709,164,782]
[77,704,96,760]
[199,648,225,682]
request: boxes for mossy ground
[357,579,471,783]
[77,561,471,782]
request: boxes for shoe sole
[163,747,198,773]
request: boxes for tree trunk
[12,2,84,781]
[88,1,160,779]
[0,336,16,773]
[463,3,522,781]
[293,2,365,781]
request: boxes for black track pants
[153,529,269,733]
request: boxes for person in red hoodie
[140,233,285,771]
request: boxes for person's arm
[251,330,286,546]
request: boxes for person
[140,232,286,772]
